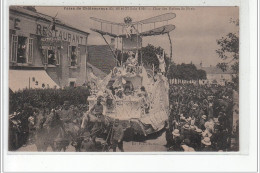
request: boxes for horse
[34,110,49,151]
[34,109,69,151]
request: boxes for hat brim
[172,132,180,136]
[183,126,190,129]
[196,130,202,133]
[201,140,211,146]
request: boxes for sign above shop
[40,37,62,49]
[36,24,86,45]
[9,14,88,45]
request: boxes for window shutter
[45,49,48,64]
[68,45,71,66]
[77,46,81,66]
[27,38,33,64]
[56,49,60,65]
[11,35,18,63]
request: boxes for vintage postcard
[8,6,239,152]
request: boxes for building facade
[9,6,89,91]
[197,65,234,86]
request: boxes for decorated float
[86,13,176,136]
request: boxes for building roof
[87,63,107,79]
[195,64,234,74]
[87,45,116,74]
[9,6,89,35]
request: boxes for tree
[167,62,207,84]
[216,19,239,89]
[115,44,170,72]
[197,69,207,84]
[197,69,207,80]
[140,44,170,71]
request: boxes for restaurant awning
[9,69,60,92]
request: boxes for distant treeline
[167,63,207,84]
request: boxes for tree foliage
[216,19,239,89]
[167,63,207,82]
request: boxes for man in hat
[89,96,105,142]
[218,112,229,132]
[181,124,191,140]
[193,128,203,151]
[27,108,38,144]
[110,119,124,152]
[170,129,183,151]
[59,101,73,123]
[189,125,198,149]
[20,104,34,146]
[199,115,207,130]
[9,112,22,149]
[201,137,213,151]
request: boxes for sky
[35,6,239,66]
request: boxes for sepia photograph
[8,6,239,152]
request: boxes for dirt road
[16,132,167,152]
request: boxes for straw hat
[192,104,199,110]
[181,145,189,151]
[202,130,212,138]
[97,91,104,97]
[172,129,180,136]
[201,137,211,146]
[183,124,190,130]
[213,118,219,123]
[202,115,207,120]
[186,117,192,121]
[9,113,16,119]
[196,128,202,133]
[181,145,195,152]
[204,121,211,129]
[190,125,196,131]
[188,147,195,152]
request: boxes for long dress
[157,54,166,73]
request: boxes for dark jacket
[111,124,124,141]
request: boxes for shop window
[69,78,76,87]
[17,36,27,63]
[11,35,33,64]
[47,50,56,65]
[68,46,80,67]
[69,81,75,87]
[44,48,60,66]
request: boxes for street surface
[17,132,167,152]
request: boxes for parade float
[87,13,176,136]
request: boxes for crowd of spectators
[165,83,238,151]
